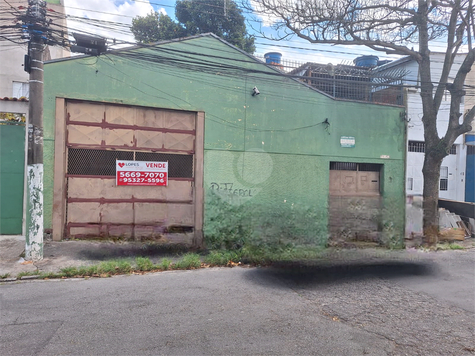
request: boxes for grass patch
[57,260,132,278]
[238,244,327,264]
[97,260,132,275]
[135,257,154,271]
[436,242,465,250]
[174,253,201,269]
[11,244,335,280]
[61,266,79,278]
[41,271,63,279]
[0,273,11,279]
[204,250,242,266]
[159,258,172,270]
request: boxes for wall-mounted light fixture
[323,118,330,135]
[252,86,260,96]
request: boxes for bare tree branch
[246,0,475,242]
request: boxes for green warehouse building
[41,34,406,249]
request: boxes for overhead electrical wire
[2,1,474,104]
[1,2,467,64]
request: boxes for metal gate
[60,101,202,242]
[0,123,25,234]
[328,162,382,245]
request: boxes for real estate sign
[116,160,168,186]
[340,136,356,148]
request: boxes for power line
[3,1,474,96]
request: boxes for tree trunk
[422,153,442,245]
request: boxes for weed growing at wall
[380,197,405,249]
[204,191,327,251]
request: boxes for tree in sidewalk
[248,0,475,244]
[131,0,255,54]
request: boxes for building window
[440,166,448,191]
[12,81,29,98]
[407,178,413,191]
[408,140,456,154]
[408,141,425,153]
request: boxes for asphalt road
[1,250,474,356]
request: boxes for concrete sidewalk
[0,236,188,278]
[1,235,474,279]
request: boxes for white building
[0,0,69,99]
[376,53,470,202]
[374,53,475,236]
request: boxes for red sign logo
[118,162,125,168]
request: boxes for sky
[61,0,406,65]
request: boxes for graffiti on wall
[210,182,253,197]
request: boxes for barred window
[408,141,425,153]
[67,148,193,178]
[440,166,448,191]
[408,141,456,154]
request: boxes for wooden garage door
[328,162,382,245]
[64,101,197,241]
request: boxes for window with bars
[329,162,382,172]
[408,141,425,153]
[440,166,448,191]
[408,141,457,154]
[67,148,193,178]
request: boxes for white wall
[0,0,69,98]
[0,43,29,98]
[401,54,467,202]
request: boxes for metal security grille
[67,148,193,178]
[330,162,381,172]
[468,145,475,155]
[282,59,407,105]
[440,166,449,191]
[68,148,133,176]
[408,141,457,155]
[408,141,425,153]
[330,162,357,171]
[135,152,193,178]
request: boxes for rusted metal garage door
[328,162,382,245]
[62,101,201,243]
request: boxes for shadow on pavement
[73,243,190,261]
[245,261,436,288]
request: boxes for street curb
[0,278,18,282]
[20,275,41,280]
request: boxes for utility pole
[22,0,47,260]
